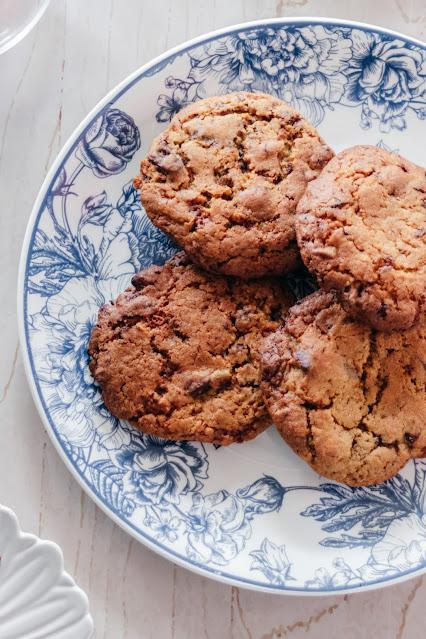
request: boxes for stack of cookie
[88,92,425,486]
[263,146,426,485]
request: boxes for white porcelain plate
[18,18,426,595]
[0,506,93,638]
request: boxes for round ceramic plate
[18,18,426,595]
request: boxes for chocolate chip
[132,268,162,289]
[185,369,232,397]
[378,303,388,318]
[185,378,209,396]
[217,176,234,188]
[404,432,418,447]
[148,140,184,173]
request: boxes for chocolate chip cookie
[136,92,334,279]
[296,145,426,331]
[261,291,426,486]
[88,253,293,444]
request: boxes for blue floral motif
[89,460,136,517]
[156,76,200,122]
[75,108,140,177]
[30,274,133,448]
[301,468,426,549]
[237,475,286,516]
[304,558,361,589]
[111,436,208,505]
[376,139,399,153]
[78,190,141,278]
[28,181,176,297]
[158,26,352,124]
[144,506,182,542]
[184,476,289,565]
[186,490,251,565]
[342,30,426,131]
[369,513,426,574]
[117,183,177,268]
[250,539,295,585]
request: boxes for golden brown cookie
[296,145,426,331]
[88,253,293,444]
[261,291,426,486]
[136,92,334,279]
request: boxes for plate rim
[17,16,426,596]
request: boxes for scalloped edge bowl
[0,505,93,638]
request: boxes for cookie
[296,145,426,331]
[136,92,334,279]
[88,253,293,444]
[261,291,426,486]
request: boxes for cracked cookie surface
[296,145,426,331]
[261,291,426,485]
[88,253,293,444]
[137,92,334,279]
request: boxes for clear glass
[0,0,50,55]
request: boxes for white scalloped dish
[0,506,93,639]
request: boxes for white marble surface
[1,1,425,637]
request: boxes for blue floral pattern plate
[18,19,426,595]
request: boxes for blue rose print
[111,437,208,505]
[237,476,286,517]
[76,108,141,177]
[343,30,426,131]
